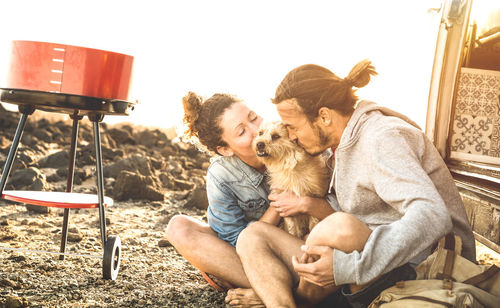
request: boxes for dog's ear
[278,123,289,137]
[216,146,234,157]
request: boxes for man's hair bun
[344,59,377,88]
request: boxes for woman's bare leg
[165,214,250,288]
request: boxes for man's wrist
[299,196,311,214]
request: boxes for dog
[253,121,331,239]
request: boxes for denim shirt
[206,155,271,246]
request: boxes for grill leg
[59,114,82,260]
[90,114,107,246]
[0,107,34,195]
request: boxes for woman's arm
[206,173,250,246]
[258,206,281,225]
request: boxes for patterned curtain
[450,67,500,164]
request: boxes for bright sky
[0,0,442,130]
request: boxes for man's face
[276,99,331,156]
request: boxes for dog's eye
[271,134,280,140]
[258,131,263,136]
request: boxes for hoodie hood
[338,100,421,150]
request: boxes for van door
[426,0,500,253]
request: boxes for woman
[165,92,334,291]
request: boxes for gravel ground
[0,198,226,308]
[1,198,500,308]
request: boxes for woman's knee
[165,215,195,244]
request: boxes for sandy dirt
[0,199,226,308]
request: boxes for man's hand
[292,245,336,287]
[269,189,305,217]
[269,189,334,219]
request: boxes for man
[226,60,475,308]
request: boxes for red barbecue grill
[0,40,137,280]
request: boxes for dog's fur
[253,122,331,239]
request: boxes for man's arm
[333,128,453,285]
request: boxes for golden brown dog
[253,122,331,239]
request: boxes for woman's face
[218,102,264,168]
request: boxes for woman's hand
[269,190,305,217]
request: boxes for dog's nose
[257,142,265,150]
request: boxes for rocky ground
[0,104,499,308]
[0,200,225,308]
[0,105,226,307]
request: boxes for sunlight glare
[0,0,442,132]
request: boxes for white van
[426,0,500,253]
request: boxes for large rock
[184,184,209,210]
[160,144,176,158]
[136,129,168,148]
[113,170,164,201]
[104,154,153,178]
[149,157,164,170]
[38,150,70,168]
[5,167,51,213]
[76,144,124,168]
[0,105,21,128]
[3,295,28,308]
[45,124,64,144]
[0,148,39,174]
[51,167,93,185]
[106,127,136,145]
[159,172,175,189]
[76,145,96,167]
[165,160,184,176]
[100,132,117,149]
[17,149,38,166]
[25,203,51,214]
[17,134,38,148]
[32,129,52,143]
[8,167,46,189]
[0,136,10,148]
[172,179,194,191]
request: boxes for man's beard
[306,124,331,157]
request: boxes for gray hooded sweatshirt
[329,101,475,286]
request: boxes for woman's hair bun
[182,91,203,138]
[344,59,378,88]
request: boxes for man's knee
[165,214,192,245]
[327,212,361,239]
[307,212,370,252]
